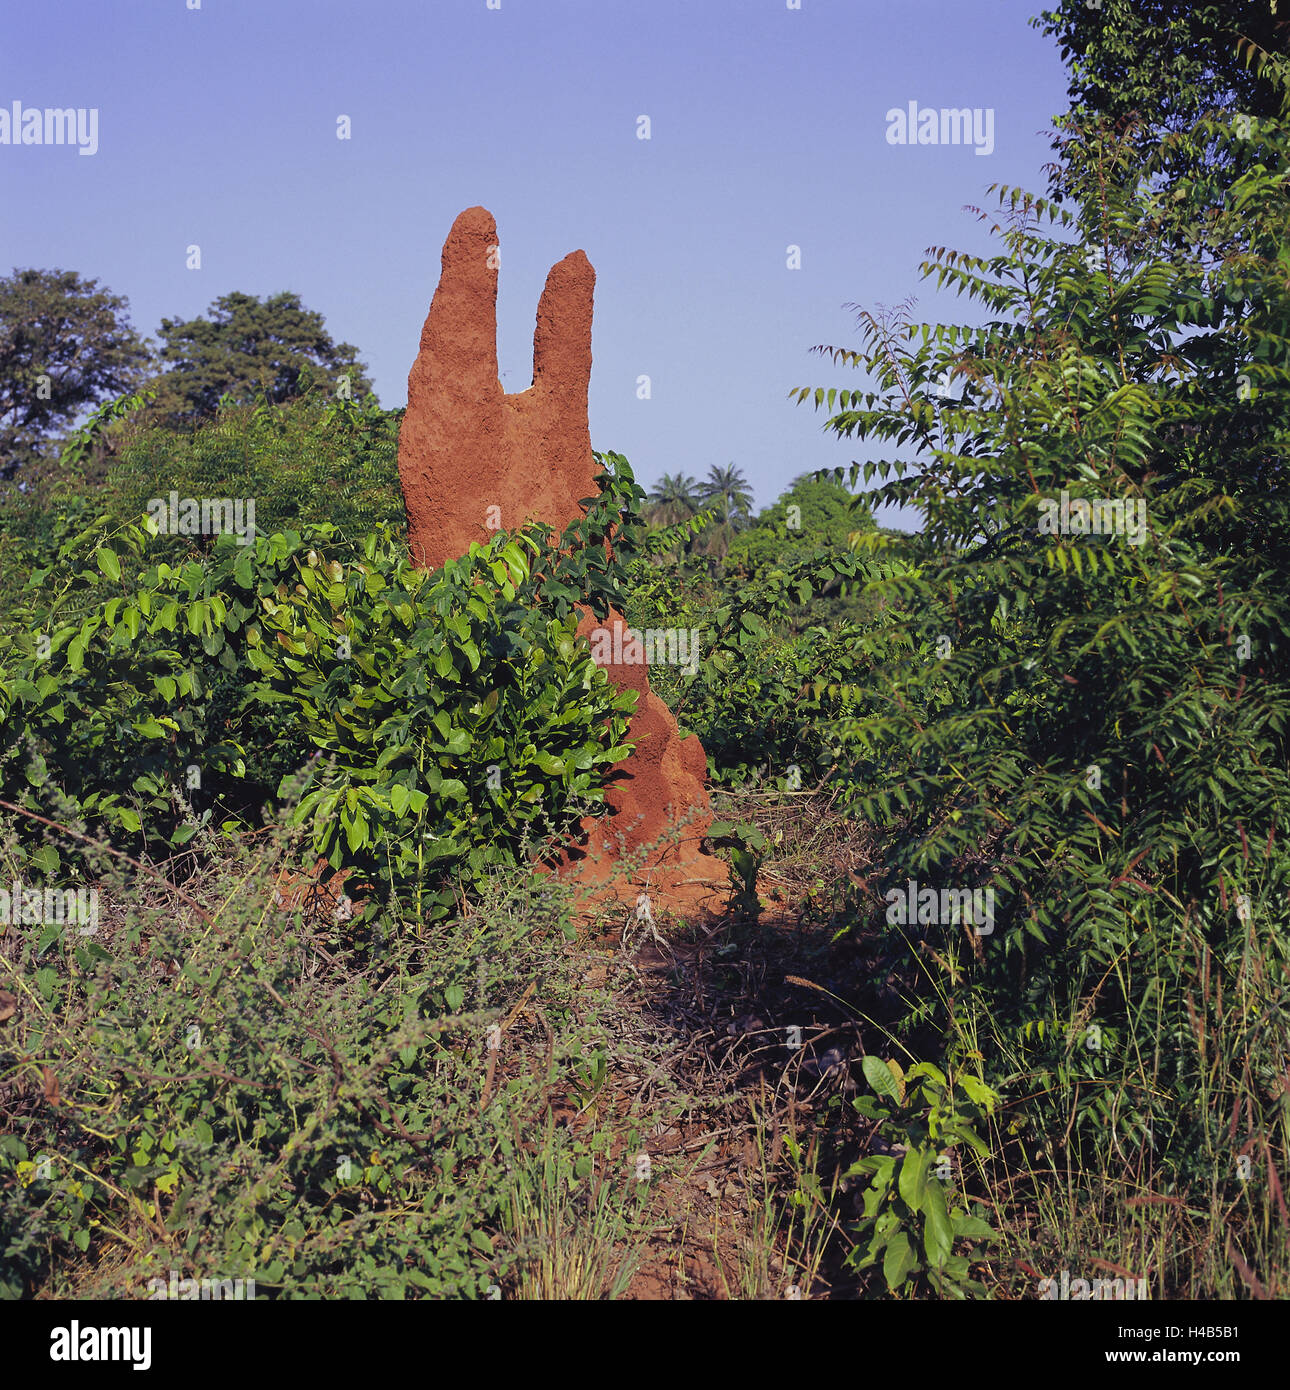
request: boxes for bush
[0,458,645,922]
[626,540,913,792]
[0,825,644,1299]
[101,390,405,553]
[787,60,1290,1291]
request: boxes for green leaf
[343,805,368,853]
[36,921,64,956]
[958,1074,997,1110]
[28,844,60,878]
[951,1212,996,1240]
[883,1231,917,1290]
[922,1178,954,1265]
[96,547,121,582]
[862,1054,903,1103]
[898,1145,929,1214]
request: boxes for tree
[0,268,151,481]
[645,471,701,527]
[149,291,374,427]
[726,473,875,576]
[792,53,1290,1212]
[1034,1,1288,255]
[102,392,405,557]
[1034,0,1285,136]
[699,463,755,560]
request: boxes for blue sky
[1,0,1071,526]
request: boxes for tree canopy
[149,290,373,428]
[1035,0,1286,133]
[0,267,150,481]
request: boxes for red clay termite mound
[397,206,728,916]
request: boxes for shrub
[0,456,645,922]
[0,827,642,1299]
[790,57,1290,1290]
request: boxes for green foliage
[0,512,260,861]
[644,471,703,527]
[147,290,373,429]
[0,268,151,480]
[641,464,756,565]
[638,505,719,563]
[789,67,1290,1209]
[0,852,632,1299]
[627,540,900,789]
[58,388,157,473]
[0,456,645,922]
[1034,0,1285,135]
[1035,2,1287,257]
[725,473,870,575]
[846,1059,998,1297]
[102,390,405,556]
[0,390,402,629]
[695,463,755,561]
[246,525,635,921]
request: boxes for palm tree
[701,464,754,519]
[699,463,754,561]
[645,472,702,527]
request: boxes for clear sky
[1,0,1071,526]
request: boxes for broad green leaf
[951,1212,996,1240]
[862,1054,903,1103]
[883,1231,917,1290]
[898,1145,929,1213]
[922,1177,954,1265]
